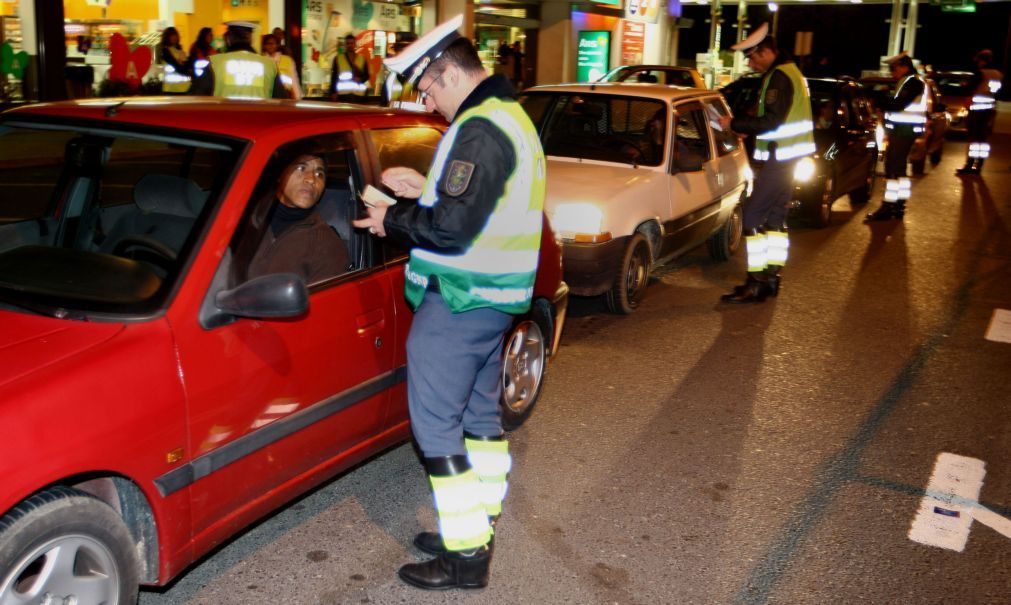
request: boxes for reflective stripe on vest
[210,52,276,99]
[753,63,816,161]
[970,69,1002,111]
[465,438,511,518]
[406,97,546,314]
[430,470,493,551]
[884,75,928,130]
[335,53,367,95]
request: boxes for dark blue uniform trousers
[743,158,797,230]
[407,290,513,458]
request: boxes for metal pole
[905,0,918,60]
[887,0,904,58]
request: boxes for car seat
[99,174,208,258]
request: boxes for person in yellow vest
[718,23,815,304]
[353,14,545,591]
[189,21,286,100]
[160,27,191,94]
[957,49,1004,176]
[329,33,369,100]
[864,52,925,221]
[262,34,301,100]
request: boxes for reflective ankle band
[746,234,768,272]
[430,470,493,551]
[466,438,511,518]
[766,230,789,267]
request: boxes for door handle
[356,309,385,335]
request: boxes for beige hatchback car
[520,83,751,313]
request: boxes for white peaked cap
[384,14,464,85]
[885,51,910,64]
[224,21,258,30]
[731,22,769,53]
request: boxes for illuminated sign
[625,0,660,23]
[577,31,611,82]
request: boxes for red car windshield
[0,120,242,319]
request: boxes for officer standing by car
[957,49,1003,176]
[189,21,286,99]
[718,23,815,304]
[865,53,926,221]
[352,15,545,591]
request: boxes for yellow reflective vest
[754,63,816,161]
[209,51,277,100]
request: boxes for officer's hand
[381,166,426,198]
[353,206,388,238]
[718,115,733,132]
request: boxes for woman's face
[168,32,179,46]
[203,30,214,45]
[277,155,326,209]
[263,37,278,55]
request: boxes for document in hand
[361,184,398,209]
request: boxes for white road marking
[984,308,1011,343]
[908,453,985,552]
[974,506,1011,540]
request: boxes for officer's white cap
[225,21,258,31]
[885,51,910,65]
[384,14,464,86]
[731,22,769,54]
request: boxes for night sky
[676,2,1010,79]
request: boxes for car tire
[0,486,140,605]
[707,204,743,261]
[500,314,547,431]
[930,147,942,165]
[910,158,926,175]
[605,233,651,315]
[809,177,834,228]
[849,166,875,205]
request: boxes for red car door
[165,134,400,553]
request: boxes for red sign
[621,21,645,65]
[108,33,152,90]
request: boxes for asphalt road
[140,135,1011,605]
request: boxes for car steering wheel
[112,235,178,267]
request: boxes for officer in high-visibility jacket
[718,23,815,304]
[957,49,1003,175]
[865,52,926,221]
[189,21,286,100]
[353,14,545,591]
[329,34,370,100]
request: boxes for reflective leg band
[746,233,768,273]
[430,470,493,551]
[766,230,789,267]
[969,143,981,159]
[898,177,911,201]
[884,179,900,203]
[979,143,990,159]
[465,438,511,518]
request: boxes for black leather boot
[765,269,781,297]
[415,517,497,556]
[957,159,981,175]
[721,272,771,304]
[398,545,491,590]
[865,203,901,221]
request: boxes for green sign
[577,31,611,83]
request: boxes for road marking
[984,308,1011,343]
[909,452,1011,551]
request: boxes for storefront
[0,1,25,103]
[473,5,538,89]
[569,0,674,82]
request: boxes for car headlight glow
[793,157,816,182]
[551,203,610,243]
[875,123,885,150]
[957,107,969,118]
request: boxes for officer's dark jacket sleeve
[383,118,516,251]
[188,68,213,95]
[272,75,287,99]
[731,69,794,136]
[883,76,925,112]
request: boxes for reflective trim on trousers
[884,179,900,203]
[968,142,991,159]
[766,230,789,267]
[746,233,768,272]
[897,177,911,201]
[430,470,494,551]
[465,438,511,518]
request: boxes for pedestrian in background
[330,33,369,100]
[263,34,301,99]
[957,49,1003,176]
[718,23,815,304]
[865,52,926,221]
[160,27,190,94]
[187,27,217,80]
[190,21,286,99]
[272,27,292,57]
[353,14,545,591]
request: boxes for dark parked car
[859,74,950,174]
[932,70,974,135]
[721,75,879,227]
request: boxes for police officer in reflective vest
[330,33,370,100]
[718,23,815,304]
[189,21,286,100]
[353,14,545,590]
[865,53,926,221]
[957,49,1004,176]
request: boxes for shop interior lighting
[768,2,778,11]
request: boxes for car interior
[542,95,667,166]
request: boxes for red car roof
[2,97,441,139]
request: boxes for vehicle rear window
[0,121,241,318]
[533,93,667,166]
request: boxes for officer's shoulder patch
[444,160,475,196]
[765,88,779,105]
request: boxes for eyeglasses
[418,72,446,102]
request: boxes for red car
[0,98,567,602]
